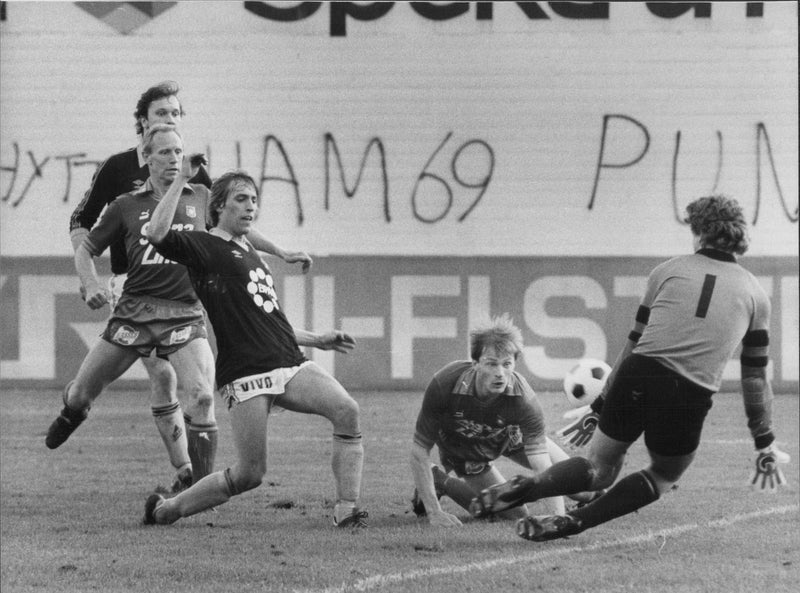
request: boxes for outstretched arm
[247,228,313,274]
[293,329,355,353]
[74,242,109,310]
[146,155,201,245]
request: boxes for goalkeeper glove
[556,410,599,449]
[749,446,787,493]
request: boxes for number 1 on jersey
[695,274,717,318]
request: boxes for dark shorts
[599,354,714,456]
[439,448,529,477]
[102,294,207,358]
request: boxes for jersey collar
[209,227,251,250]
[696,248,737,263]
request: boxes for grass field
[1,387,798,593]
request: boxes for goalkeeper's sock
[569,470,660,529]
[590,396,604,415]
[151,402,191,470]
[331,433,364,504]
[186,417,218,483]
[510,457,597,503]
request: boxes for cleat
[154,466,193,495]
[143,493,166,525]
[471,475,536,518]
[516,514,583,542]
[45,407,88,449]
[334,508,368,528]
[411,465,447,517]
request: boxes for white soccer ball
[563,358,612,408]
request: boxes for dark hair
[141,123,182,157]
[209,170,259,227]
[134,81,185,136]
[469,314,523,362]
[684,195,749,255]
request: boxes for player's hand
[182,153,207,180]
[556,410,599,449]
[427,509,462,527]
[318,331,356,353]
[749,446,787,493]
[283,251,313,274]
[83,284,110,310]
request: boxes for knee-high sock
[569,470,660,529]
[519,457,597,502]
[331,433,364,506]
[151,402,190,470]
[185,415,218,483]
[157,469,236,524]
[439,473,478,511]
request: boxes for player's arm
[147,156,199,245]
[247,228,313,274]
[293,329,355,353]
[74,241,109,310]
[69,158,119,252]
[740,328,786,492]
[410,441,461,527]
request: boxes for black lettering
[588,114,650,209]
[548,2,609,19]
[410,2,470,20]
[54,153,86,203]
[260,135,304,225]
[514,2,549,19]
[646,2,711,19]
[1,141,20,203]
[671,130,723,223]
[330,2,394,37]
[746,3,764,17]
[324,133,390,222]
[755,123,796,223]
[243,1,322,22]
[11,151,50,207]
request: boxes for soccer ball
[563,358,611,408]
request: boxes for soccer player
[141,165,367,528]
[410,315,600,527]
[65,81,312,489]
[472,195,788,541]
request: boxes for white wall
[2,1,797,258]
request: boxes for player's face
[141,95,182,134]
[146,131,183,187]
[217,181,259,238]
[474,346,516,397]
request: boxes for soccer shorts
[599,353,714,456]
[219,361,312,410]
[102,293,207,358]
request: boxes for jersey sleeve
[69,156,120,232]
[152,230,208,271]
[83,200,124,256]
[515,377,547,456]
[413,376,446,451]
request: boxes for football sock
[331,433,364,507]
[440,474,478,510]
[514,457,597,502]
[186,417,218,483]
[569,470,660,529]
[157,469,234,523]
[151,402,191,470]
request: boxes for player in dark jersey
[141,166,368,528]
[472,195,788,541]
[410,315,600,527]
[65,82,312,490]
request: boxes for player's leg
[168,337,218,483]
[45,340,139,449]
[465,466,529,519]
[146,394,270,525]
[276,362,366,527]
[140,354,192,490]
[546,437,606,505]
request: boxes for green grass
[1,388,798,593]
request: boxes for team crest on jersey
[185,205,196,218]
[169,327,192,345]
[133,180,145,189]
[112,325,140,345]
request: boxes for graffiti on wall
[1,118,796,225]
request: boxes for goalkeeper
[472,195,788,541]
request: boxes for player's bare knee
[331,397,360,434]
[234,467,265,493]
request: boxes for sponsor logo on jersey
[112,325,140,346]
[169,326,192,345]
[185,205,196,218]
[133,180,145,190]
[139,210,150,220]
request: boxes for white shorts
[219,361,311,410]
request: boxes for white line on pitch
[293,505,798,593]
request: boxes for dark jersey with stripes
[152,229,307,387]
[70,146,211,274]
[413,361,547,463]
[633,249,771,391]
